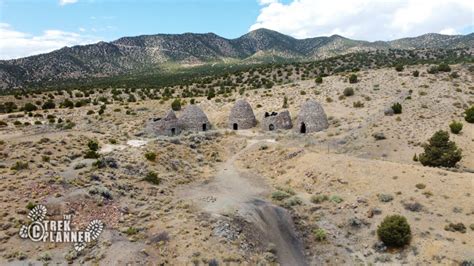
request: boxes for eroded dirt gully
[181,136,307,266]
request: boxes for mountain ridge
[1,28,473,89]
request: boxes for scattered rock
[378,194,394,202]
[212,220,240,242]
[372,132,386,140]
[384,108,394,116]
[403,202,423,212]
[367,207,382,218]
[373,241,387,252]
[349,217,363,228]
[286,149,304,160]
[375,254,391,263]
[150,232,169,244]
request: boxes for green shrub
[465,106,474,123]
[275,186,295,195]
[11,161,28,171]
[42,101,55,110]
[427,66,438,74]
[391,102,402,114]
[412,70,419,77]
[144,171,161,185]
[313,228,327,241]
[395,65,404,72]
[418,130,462,168]
[84,150,99,159]
[61,99,74,109]
[283,196,302,208]
[330,195,343,204]
[84,140,100,159]
[62,121,76,129]
[26,202,36,210]
[271,190,291,201]
[207,89,216,100]
[377,215,411,247]
[343,87,354,96]
[171,99,181,111]
[125,227,139,235]
[282,96,288,108]
[449,121,463,134]
[315,76,323,84]
[23,103,37,112]
[353,101,364,108]
[87,140,99,151]
[0,121,7,127]
[415,183,426,189]
[437,63,451,72]
[311,194,329,204]
[0,102,17,113]
[348,74,358,84]
[145,151,156,161]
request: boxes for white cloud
[59,0,78,6]
[258,0,278,5]
[250,0,474,41]
[0,23,101,60]
[439,28,459,35]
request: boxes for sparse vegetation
[11,161,29,171]
[391,102,402,114]
[449,121,463,134]
[171,98,182,111]
[23,103,38,112]
[145,151,157,161]
[343,87,354,96]
[272,190,292,201]
[377,215,411,247]
[144,171,161,185]
[465,106,474,123]
[311,194,329,204]
[313,228,327,241]
[348,74,358,84]
[353,101,364,108]
[84,140,100,159]
[419,130,462,168]
[330,195,343,204]
[437,63,451,72]
[282,96,288,108]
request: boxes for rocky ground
[0,64,473,265]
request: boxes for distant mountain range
[1,28,473,90]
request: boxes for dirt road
[182,136,307,265]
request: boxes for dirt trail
[182,137,307,266]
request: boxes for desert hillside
[0,63,473,265]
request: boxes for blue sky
[0,0,260,39]
[0,0,473,59]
